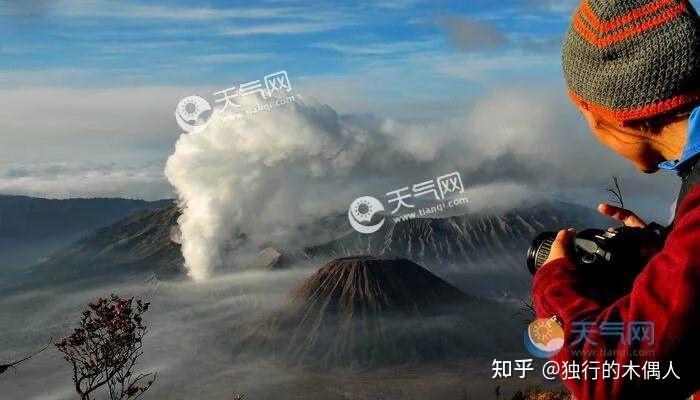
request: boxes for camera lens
[526,231,557,275]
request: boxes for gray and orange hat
[562,0,700,123]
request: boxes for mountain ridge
[29,205,183,282]
[25,199,607,285]
[0,195,173,279]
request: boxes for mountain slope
[0,195,172,276]
[292,256,471,315]
[240,256,518,368]
[29,204,183,282]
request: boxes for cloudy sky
[0,0,692,220]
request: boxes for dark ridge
[0,194,171,242]
[28,205,184,283]
[0,195,173,282]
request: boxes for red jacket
[532,185,700,399]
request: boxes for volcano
[28,200,605,285]
[291,256,470,314]
[242,256,518,368]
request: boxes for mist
[0,262,547,400]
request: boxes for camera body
[526,223,667,275]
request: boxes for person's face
[579,108,667,173]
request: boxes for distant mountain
[29,205,183,282]
[0,195,172,276]
[304,201,610,297]
[305,200,608,270]
[239,256,519,368]
[0,195,171,242]
[26,200,607,285]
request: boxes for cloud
[0,0,52,18]
[0,1,292,20]
[0,86,198,144]
[404,51,558,82]
[87,40,195,55]
[525,0,579,13]
[186,53,275,63]
[221,21,349,36]
[0,69,97,88]
[373,0,425,9]
[519,36,563,53]
[314,39,440,55]
[0,86,208,200]
[0,162,173,200]
[440,17,509,52]
[437,14,565,55]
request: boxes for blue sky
[0,0,575,91]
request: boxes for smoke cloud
[165,89,676,281]
[164,94,462,280]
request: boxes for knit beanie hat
[562,0,700,123]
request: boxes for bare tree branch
[0,341,50,375]
[606,176,624,208]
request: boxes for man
[533,0,700,399]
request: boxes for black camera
[526,223,667,275]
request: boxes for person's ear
[579,107,601,130]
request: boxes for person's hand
[598,203,646,229]
[599,203,660,267]
[542,205,648,268]
[543,228,577,265]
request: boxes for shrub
[55,294,156,400]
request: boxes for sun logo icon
[174,95,212,134]
[524,317,565,358]
[353,198,375,222]
[347,196,385,234]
